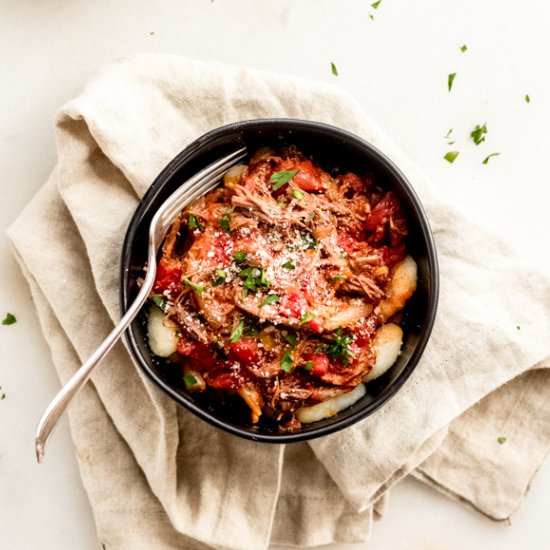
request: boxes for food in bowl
[145,145,417,432]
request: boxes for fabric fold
[8,54,550,548]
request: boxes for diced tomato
[210,231,233,265]
[229,337,260,365]
[279,291,308,318]
[291,160,327,192]
[303,353,330,377]
[364,192,407,246]
[207,363,248,389]
[337,233,360,254]
[177,339,217,371]
[153,259,182,296]
[308,318,325,334]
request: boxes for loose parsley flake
[308,212,316,221]
[331,62,338,76]
[497,436,507,444]
[371,0,382,8]
[304,361,314,372]
[281,350,293,373]
[260,295,281,307]
[277,201,286,208]
[330,275,348,282]
[2,313,16,325]
[282,261,295,270]
[448,72,457,92]
[369,13,374,21]
[460,44,468,52]
[285,333,298,346]
[230,320,245,342]
[270,170,299,191]
[470,123,488,145]
[444,128,454,139]
[301,231,317,250]
[184,278,206,294]
[239,267,270,295]
[525,94,531,103]
[292,189,304,201]
[482,152,500,164]
[444,151,460,164]
[188,214,203,231]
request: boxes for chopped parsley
[2,313,16,325]
[497,436,507,444]
[301,231,317,250]
[448,72,457,92]
[270,170,299,191]
[277,201,286,208]
[460,44,468,52]
[212,269,227,286]
[470,123,488,145]
[183,374,198,388]
[260,295,281,307]
[300,312,315,324]
[281,350,293,373]
[304,361,314,372]
[327,326,356,366]
[233,251,248,263]
[371,0,382,8]
[444,151,460,164]
[292,189,304,201]
[219,217,231,233]
[152,296,167,309]
[482,152,500,165]
[516,325,521,330]
[230,320,245,342]
[184,278,206,294]
[444,128,453,139]
[188,214,203,231]
[331,62,338,76]
[525,94,531,103]
[239,267,270,295]
[285,333,298,346]
[308,212,316,222]
[222,206,235,215]
[329,275,348,282]
[282,260,295,270]
[369,13,374,20]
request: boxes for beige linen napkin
[8,55,550,549]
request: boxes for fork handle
[35,267,155,463]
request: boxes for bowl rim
[120,118,439,443]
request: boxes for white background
[1,1,549,549]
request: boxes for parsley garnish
[470,123,488,145]
[270,170,299,191]
[300,312,315,324]
[304,361,314,371]
[184,278,206,294]
[188,214,203,231]
[277,201,286,208]
[482,152,500,165]
[230,320,245,342]
[444,151,460,164]
[152,295,167,309]
[292,189,304,200]
[308,212,316,221]
[327,327,356,366]
[460,44,468,53]
[2,313,16,325]
[444,128,453,139]
[285,333,297,346]
[371,0,381,8]
[183,374,198,388]
[219,218,231,233]
[330,275,348,282]
[525,94,531,103]
[260,295,281,307]
[331,62,338,76]
[282,261,295,270]
[239,267,270,295]
[497,436,507,444]
[369,13,374,21]
[233,251,248,263]
[222,206,235,215]
[301,231,317,249]
[212,269,227,286]
[281,350,293,373]
[448,72,457,92]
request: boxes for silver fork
[35,147,248,463]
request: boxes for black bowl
[120,119,439,443]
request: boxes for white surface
[1,1,549,548]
